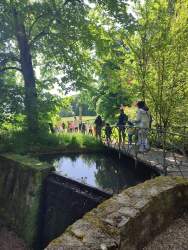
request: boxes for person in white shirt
[135,101,151,152]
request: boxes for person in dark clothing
[81,122,86,134]
[79,121,82,132]
[49,123,55,133]
[62,122,66,131]
[117,108,128,144]
[105,123,112,144]
[94,115,103,140]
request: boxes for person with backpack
[117,107,128,144]
[134,101,151,152]
[94,115,103,140]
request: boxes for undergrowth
[0,130,104,154]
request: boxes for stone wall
[0,154,54,249]
[42,173,111,248]
[46,176,188,250]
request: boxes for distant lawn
[60,108,136,125]
[61,116,95,123]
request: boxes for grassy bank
[0,130,104,155]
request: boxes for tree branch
[63,0,83,6]
[0,52,20,63]
[63,0,74,5]
[29,15,54,47]
[29,30,49,47]
[0,66,22,73]
[28,13,48,38]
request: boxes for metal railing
[97,125,188,176]
[59,122,188,177]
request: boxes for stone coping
[46,176,188,250]
[0,153,54,249]
[0,153,54,171]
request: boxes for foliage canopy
[0,0,187,135]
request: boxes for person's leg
[143,129,150,150]
[99,127,102,140]
[96,127,99,138]
[138,129,144,152]
[118,127,122,144]
[109,134,112,143]
[128,133,132,145]
[122,128,126,144]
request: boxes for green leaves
[130,0,188,128]
[0,0,187,132]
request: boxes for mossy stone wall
[0,154,54,249]
[46,176,188,250]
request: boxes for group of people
[49,100,152,153]
[94,101,152,153]
[50,117,94,135]
[67,118,94,135]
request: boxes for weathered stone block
[46,176,188,250]
[0,154,54,249]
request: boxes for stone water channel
[39,151,159,248]
[0,151,159,250]
[39,152,159,194]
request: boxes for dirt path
[0,227,28,250]
[144,213,188,250]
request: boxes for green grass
[0,130,104,155]
[2,153,53,170]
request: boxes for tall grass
[0,130,104,154]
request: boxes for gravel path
[144,213,188,250]
[0,227,28,250]
[0,214,188,250]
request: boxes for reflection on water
[40,153,158,193]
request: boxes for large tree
[88,0,188,128]
[0,0,93,132]
[0,1,41,132]
[77,2,137,121]
[130,0,188,129]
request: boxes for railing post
[162,129,167,176]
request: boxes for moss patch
[46,176,188,250]
[1,153,54,171]
[0,154,54,249]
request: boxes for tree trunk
[13,8,38,133]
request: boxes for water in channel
[40,153,159,194]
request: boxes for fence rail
[98,125,188,176]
